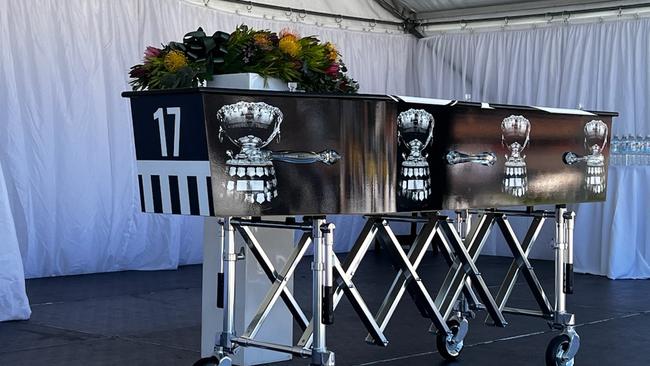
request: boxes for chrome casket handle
[562,152,587,165]
[446,150,497,166]
[270,150,341,165]
[563,151,606,166]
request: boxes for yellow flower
[163,50,188,72]
[324,42,338,61]
[279,35,302,58]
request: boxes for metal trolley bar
[232,336,312,358]
[311,218,335,366]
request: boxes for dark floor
[1,252,649,366]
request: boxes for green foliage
[129,25,359,93]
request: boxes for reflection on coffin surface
[122,88,617,216]
[397,108,435,202]
[563,119,609,194]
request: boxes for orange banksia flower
[253,33,273,50]
[279,28,299,39]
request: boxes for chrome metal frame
[468,206,577,332]
[346,206,579,362]
[434,213,508,327]
[209,206,579,365]
[298,218,389,349]
[212,216,336,366]
[299,215,457,350]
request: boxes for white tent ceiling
[393,0,640,20]
[207,0,650,35]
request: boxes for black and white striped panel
[136,160,214,216]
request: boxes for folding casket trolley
[123,88,616,366]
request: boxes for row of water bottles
[610,135,650,165]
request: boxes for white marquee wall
[2,0,649,321]
[414,19,650,135]
[0,0,416,279]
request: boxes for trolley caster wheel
[436,318,468,360]
[546,334,576,366]
[193,356,232,366]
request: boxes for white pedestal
[201,217,294,365]
[207,73,289,91]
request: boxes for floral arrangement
[129,28,228,90]
[129,25,359,93]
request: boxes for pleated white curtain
[414,19,650,135]
[413,19,650,273]
[0,160,31,321]
[0,0,416,281]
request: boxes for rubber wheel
[545,334,574,366]
[193,356,220,366]
[436,319,464,360]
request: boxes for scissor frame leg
[432,214,507,328]
[298,219,388,348]
[233,225,311,338]
[435,214,483,313]
[490,215,553,319]
[437,217,508,327]
[374,219,452,336]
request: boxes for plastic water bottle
[629,134,638,165]
[636,135,644,165]
[630,135,638,165]
[641,135,650,165]
[621,135,629,165]
[638,135,645,165]
[610,135,620,165]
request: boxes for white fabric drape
[414,19,650,135]
[0,160,31,321]
[0,0,415,281]
[574,166,650,279]
[414,19,650,275]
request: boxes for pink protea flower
[325,63,340,76]
[144,46,162,61]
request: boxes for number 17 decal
[153,107,181,157]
